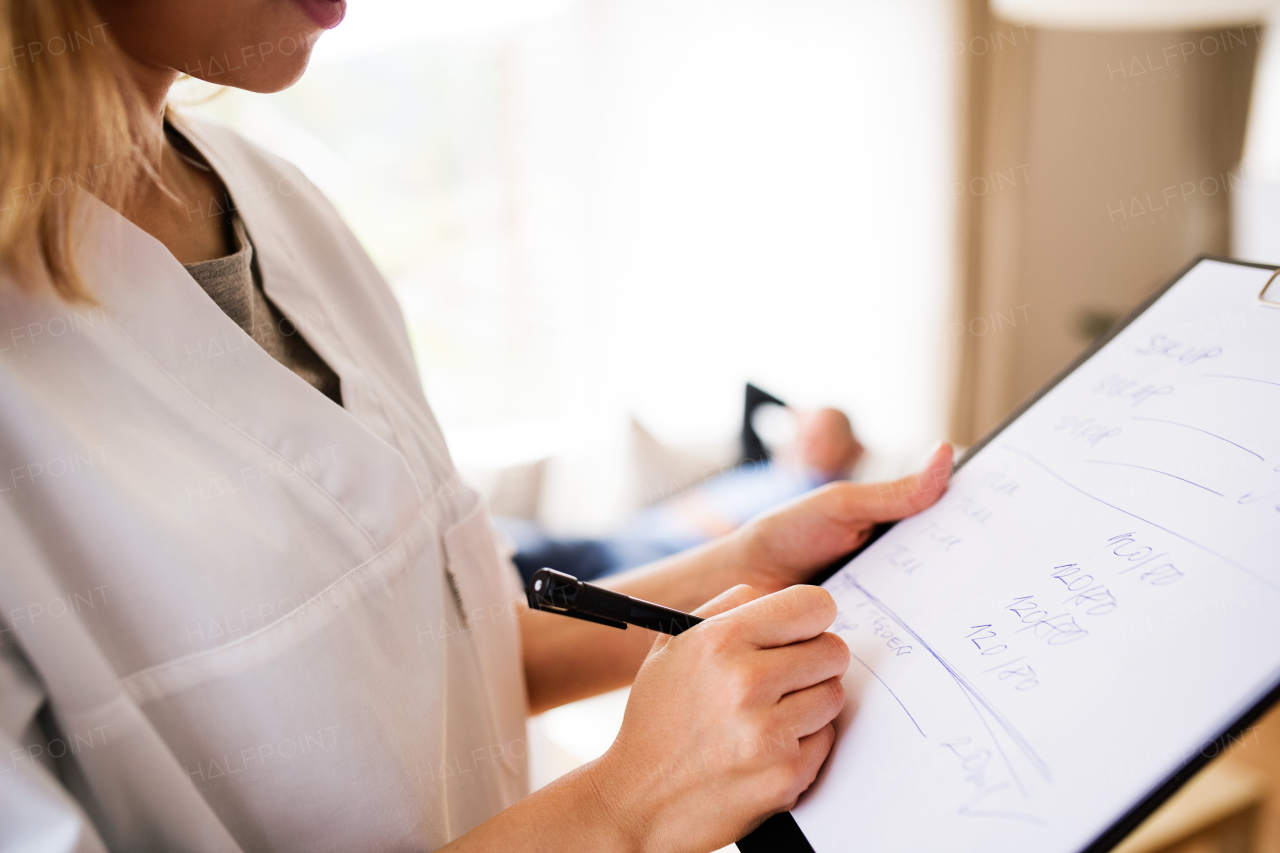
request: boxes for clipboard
[739,255,1280,853]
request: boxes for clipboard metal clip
[1260,270,1280,308]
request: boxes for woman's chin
[201,59,313,95]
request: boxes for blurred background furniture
[1112,758,1264,853]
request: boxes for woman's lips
[290,0,347,29]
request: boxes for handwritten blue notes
[793,260,1280,853]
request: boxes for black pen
[526,568,704,636]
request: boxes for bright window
[183,0,956,487]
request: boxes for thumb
[844,441,953,523]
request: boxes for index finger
[719,585,837,649]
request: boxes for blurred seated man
[502,405,864,583]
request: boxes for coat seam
[103,313,384,553]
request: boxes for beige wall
[950,14,1258,445]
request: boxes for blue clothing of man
[503,461,834,584]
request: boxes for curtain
[950,2,1259,445]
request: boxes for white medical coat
[0,115,529,851]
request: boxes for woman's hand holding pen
[565,443,953,850]
[470,443,953,853]
[584,583,849,853]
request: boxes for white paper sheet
[792,259,1280,852]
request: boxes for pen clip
[526,568,628,630]
[553,609,628,630]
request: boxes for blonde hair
[0,0,145,303]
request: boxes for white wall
[569,0,956,456]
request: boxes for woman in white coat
[0,1,953,850]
